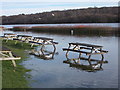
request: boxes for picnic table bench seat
[4,33,16,36]
[69,43,103,48]
[13,38,19,40]
[63,48,108,55]
[29,41,43,44]
[34,37,53,41]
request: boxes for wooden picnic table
[63,42,108,62]
[0,47,21,67]
[3,33,17,42]
[13,35,32,44]
[29,37,58,50]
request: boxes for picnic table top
[69,42,103,48]
[17,35,32,37]
[4,33,16,35]
[34,37,53,40]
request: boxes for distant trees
[1,6,119,25]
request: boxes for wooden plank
[63,48,107,55]
[63,48,91,54]
[50,41,58,44]
[0,57,21,60]
[80,47,108,53]
[69,43,103,48]
[90,52,107,55]
[4,33,16,35]
[34,37,53,40]
[13,38,19,40]
[17,35,32,37]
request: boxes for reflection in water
[29,46,58,60]
[63,58,108,72]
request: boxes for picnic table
[29,37,58,49]
[13,35,32,44]
[0,47,21,67]
[63,42,108,62]
[2,33,17,42]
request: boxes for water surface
[2,29,118,88]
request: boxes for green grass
[2,39,34,88]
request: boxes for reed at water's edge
[10,25,119,36]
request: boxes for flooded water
[2,28,118,88]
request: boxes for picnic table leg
[9,52,17,67]
[41,40,46,51]
[73,59,78,64]
[40,48,45,56]
[87,48,94,66]
[52,43,56,51]
[11,60,16,67]
[78,53,81,63]
[88,55,92,65]
[6,38,9,43]
[65,45,71,59]
[31,43,34,47]
[100,54,104,68]
[51,48,56,59]
[15,40,18,44]
[31,38,36,47]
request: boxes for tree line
[1,6,119,25]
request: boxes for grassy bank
[11,25,119,36]
[2,39,34,88]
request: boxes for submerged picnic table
[13,35,32,44]
[29,37,58,49]
[63,42,108,62]
[0,47,21,67]
[2,33,17,42]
